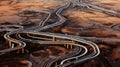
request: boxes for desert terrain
[0,0,120,67]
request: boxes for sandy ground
[0,0,65,24]
[0,0,119,24]
[0,0,119,26]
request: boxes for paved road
[0,0,101,67]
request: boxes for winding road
[3,0,120,67]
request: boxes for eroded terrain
[0,0,120,67]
